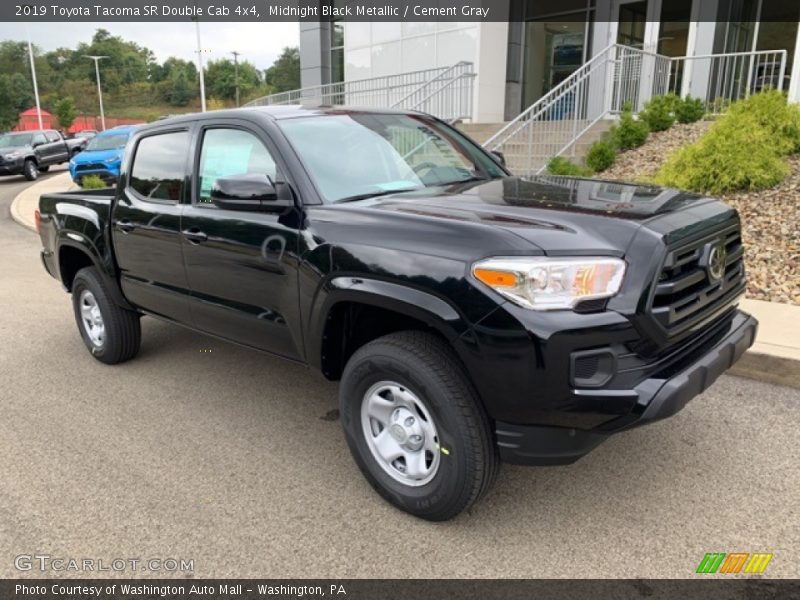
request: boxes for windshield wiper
[336,188,420,203]
[439,175,490,186]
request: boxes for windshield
[86,133,129,151]
[0,133,32,147]
[278,113,505,203]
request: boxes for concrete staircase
[456,122,509,145]
[458,119,613,175]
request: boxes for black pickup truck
[37,107,757,520]
[0,129,86,180]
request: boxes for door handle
[182,228,208,244]
[116,219,136,233]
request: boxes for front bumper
[70,166,118,183]
[496,310,758,465]
[0,157,24,175]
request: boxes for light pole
[26,28,43,130]
[194,18,207,112]
[84,55,108,130]
[231,51,241,107]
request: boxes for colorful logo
[696,552,773,574]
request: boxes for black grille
[573,355,600,380]
[650,223,745,337]
[76,163,107,171]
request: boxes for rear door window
[129,131,190,202]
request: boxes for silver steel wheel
[360,381,441,487]
[78,290,105,348]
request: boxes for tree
[169,71,192,106]
[53,97,78,130]
[205,58,261,101]
[0,72,33,130]
[264,47,300,93]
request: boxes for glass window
[129,131,189,202]
[45,131,60,142]
[86,133,130,151]
[523,21,587,106]
[345,23,370,49]
[32,133,47,146]
[197,128,277,204]
[279,114,505,203]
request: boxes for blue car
[69,125,138,184]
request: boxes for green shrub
[675,96,705,124]
[547,156,593,177]
[640,94,677,131]
[79,175,107,189]
[585,139,616,172]
[612,109,649,150]
[726,89,800,154]
[655,110,789,194]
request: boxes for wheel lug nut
[405,417,415,426]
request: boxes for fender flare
[307,276,471,373]
[56,233,133,310]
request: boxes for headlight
[5,151,22,160]
[104,155,121,164]
[69,158,76,166]
[472,256,626,310]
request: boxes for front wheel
[23,159,38,181]
[71,267,141,364]
[340,331,499,521]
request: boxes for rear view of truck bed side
[38,189,124,304]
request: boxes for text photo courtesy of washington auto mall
[0,0,799,598]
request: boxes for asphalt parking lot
[1,170,799,578]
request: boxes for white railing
[668,49,788,113]
[486,45,788,176]
[391,61,475,122]
[245,62,475,122]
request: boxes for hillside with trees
[0,29,300,129]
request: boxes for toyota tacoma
[37,107,758,520]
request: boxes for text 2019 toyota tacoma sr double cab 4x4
[37,107,757,520]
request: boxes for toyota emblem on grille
[707,243,727,281]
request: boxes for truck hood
[0,145,30,154]
[359,176,726,256]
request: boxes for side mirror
[210,174,293,212]
[33,140,44,148]
[490,150,506,167]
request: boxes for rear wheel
[23,159,38,181]
[340,331,499,521]
[71,267,141,365]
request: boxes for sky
[0,22,299,71]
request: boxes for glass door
[522,20,588,107]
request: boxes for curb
[730,352,800,389]
[10,171,75,233]
[10,187,37,233]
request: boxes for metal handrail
[485,44,789,176]
[245,63,475,117]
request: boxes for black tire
[71,267,141,365]
[39,166,50,172]
[340,331,499,521]
[23,159,38,181]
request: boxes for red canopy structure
[14,107,54,131]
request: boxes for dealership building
[296,0,800,122]
[252,0,800,174]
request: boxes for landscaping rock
[600,120,799,305]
